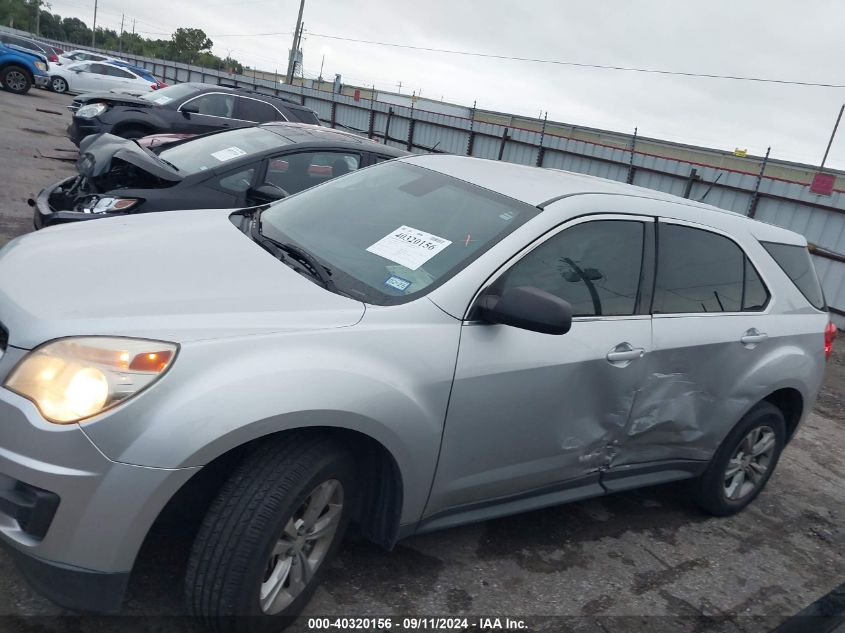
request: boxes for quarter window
[653,224,769,314]
[496,220,645,317]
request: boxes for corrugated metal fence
[8,27,845,325]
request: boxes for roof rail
[215,80,299,105]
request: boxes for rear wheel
[693,401,786,516]
[1,66,32,95]
[51,76,68,94]
[185,435,357,633]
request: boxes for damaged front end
[32,133,182,230]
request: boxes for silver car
[0,155,835,627]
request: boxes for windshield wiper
[250,217,338,292]
[156,157,180,172]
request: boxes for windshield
[158,127,287,174]
[259,161,539,305]
[139,83,197,105]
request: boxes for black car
[33,123,407,229]
[66,82,322,146]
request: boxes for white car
[49,61,157,95]
[57,49,122,66]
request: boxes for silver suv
[0,155,834,628]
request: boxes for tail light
[825,321,837,361]
[151,84,159,90]
[49,54,58,62]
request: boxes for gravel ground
[0,87,843,633]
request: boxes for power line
[303,32,845,89]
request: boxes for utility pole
[91,0,98,47]
[34,0,40,37]
[118,13,125,53]
[285,0,305,83]
[397,80,402,94]
[819,104,845,173]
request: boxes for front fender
[81,304,461,525]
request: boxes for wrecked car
[0,155,833,630]
[32,123,407,229]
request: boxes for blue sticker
[384,275,412,292]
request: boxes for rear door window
[762,242,826,309]
[237,97,280,122]
[653,223,769,314]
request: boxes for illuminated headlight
[84,197,140,214]
[4,337,178,424]
[76,103,107,118]
[34,61,47,71]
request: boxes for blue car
[0,42,49,94]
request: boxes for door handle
[606,343,645,363]
[740,329,768,346]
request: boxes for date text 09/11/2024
[306,617,528,630]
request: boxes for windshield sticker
[384,275,412,292]
[152,95,172,105]
[211,146,248,162]
[366,225,451,271]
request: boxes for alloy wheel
[52,77,67,93]
[6,71,27,92]
[259,479,344,615]
[724,425,776,500]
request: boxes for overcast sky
[48,0,845,169]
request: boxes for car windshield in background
[259,161,539,304]
[158,127,288,174]
[139,83,196,105]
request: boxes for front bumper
[32,177,132,230]
[34,75,49,88]
[67,118,110,146]
[0,352,196,611]
[32,177,93,230]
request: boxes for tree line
[1,0,245,73]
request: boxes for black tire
[693,401,786,516]
[185,434,358,633]
[116,125,152,140]
[1,65,32,95]
[51,76,68,94]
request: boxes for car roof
[399,154,805,245]
[259,122,407,154]
[181,82,307,108]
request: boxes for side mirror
[180,104,199,117]
[248,185,286,203]
[477,286,572,335]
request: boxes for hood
[5,45,47,64]
[78,133,182,181]
[74,92,153,107]
[0,210,365,348]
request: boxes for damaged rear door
[604,218,773,487]
[424,215,654,522]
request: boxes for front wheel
[1,66,32,95]
[693,401,786,516]
[51,76,68,94]
[186,435,357,632]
